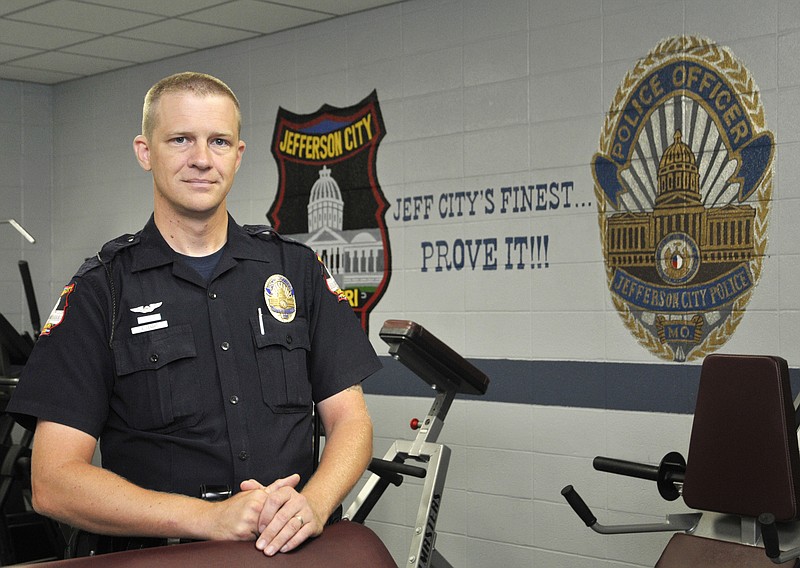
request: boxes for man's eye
[173,136,186,144]
[212,138,230,147]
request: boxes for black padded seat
[656,533,798,568]
[33,521,397,568]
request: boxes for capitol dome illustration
[656,130,701,207]
[299,165,384,289]
[308,166,344,232]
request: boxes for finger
[278,514,315,554]
[239,478,263,491]
[262,473,301,493]
[261,514,312,556]
[240,474,300,495]
[257,477,302,534]
[257,487,294,534]
[256,494,303,550]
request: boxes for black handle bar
[348,459,427,524]
[759,513,780,559]
[369,458,426,486]
[561,485,596,527]
[593,452,686,501]
[593,456,660,481]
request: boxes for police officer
[7,72,381,557]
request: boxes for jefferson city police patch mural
[593,36,774,362]
[269,91,390,332]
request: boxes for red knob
[410,418,420,430]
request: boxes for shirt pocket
[113,324,198,431]
[251,316,312,413]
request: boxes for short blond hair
[142,72,242,139]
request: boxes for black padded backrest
[683,354,800,521]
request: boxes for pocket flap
[114,324,196,375]
[252,317,310,351]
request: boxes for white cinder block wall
[2,0,800,566]
[0,80,51,340]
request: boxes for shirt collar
[131,213,272,273]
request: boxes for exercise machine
[345,319,490,568]
[0,260,67,563]
[562,353,800,567]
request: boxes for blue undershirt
[176,247,225,282]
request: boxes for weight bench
[345,320,490,568]
[562,353,800,566]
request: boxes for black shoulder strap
[92,232,140,347]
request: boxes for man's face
[134,92,245,220]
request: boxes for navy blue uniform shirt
[7,215,381,497]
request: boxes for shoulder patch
[317,254,348,302]
[40,283,75,336]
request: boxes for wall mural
[593,36,774,361]
[268,91,390,333]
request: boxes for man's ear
[235,140,246,172]
[133,135,152,171]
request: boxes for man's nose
[189,143,211,168]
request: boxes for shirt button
[229,395,239,405]
[238,451,249,461]
[150,354,159,363]
[208,291,217,299]
[285,334,292,344]
[220,342,230,351]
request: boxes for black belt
[67,530,195,557]
[67,504,342,558]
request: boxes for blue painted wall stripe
[364,356,800,415]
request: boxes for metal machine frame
[344,320,489,568]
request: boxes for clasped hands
[210,473,322,556]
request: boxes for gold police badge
[264,274,296,323]
[592,36,773,362]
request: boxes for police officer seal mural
[593,36,774,362]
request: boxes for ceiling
[0,0,404,85]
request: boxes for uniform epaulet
[243,224,310,250]
[99,232,140,261]
[242,224,275,240]
[75,232,140,277]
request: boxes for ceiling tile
[0,0,408,84]
[11,51,129,75]
[0,0,51,17]
[79,0,232,18]
[0,64,80,84]
[63,36,194,64]
[274,0,402,16]
[0,44,42,63]
[0,19,99,49]
[120,19,258,49]
[186,0,330,34]
[7,0,163,34]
